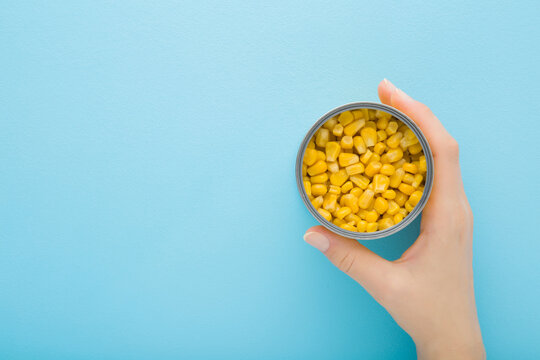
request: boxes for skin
[304,79,486,359]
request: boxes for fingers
[304,226,392,294]
[378,79,455,161]
[377,79,468,231]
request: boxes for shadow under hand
[360,215,421,261]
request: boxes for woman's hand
[304,79,485,359]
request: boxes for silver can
[296,102,434,240]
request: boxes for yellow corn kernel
[412,174,423,188]
[386,200,400,215]
[302,163,307,176]
[382,189,396,200]
[341,193,359,213]
[335,206,352,219]
[368,153,380,164]
[367,182,374,191]
[394,191,408,207]
[365,120,376,129]
[344,119,365,137]
[408,143,423,155]
[398,183,415,195]
[311,173,328,184]
[386,121,398,135]
[360,149,373,164]
[402,173,415,185]
[340,135,354,150]
[389,167,405,188]
[350,187,363,198]
[338,153,359,167]
[317,150,326,161]
[373,197,389,215]
[345,213,361,224]
[341,180,354,193]
[328,185,341,195]
[377,130,388,142]
[373,142,386,155]
[352,109,364,120]
[362,108,370,122]
[382,212,392,219]
[311,195,323,209]
[372,174,390,193]
[330,169,348,186]
[325,142,341,162]
[353,136,367,154]
[393,158,406,169]
[393,213,404,224]
[323,193,338,212]
[307,140,316,149]
[412,160,421,171]
[400,136,419,149]
[357,220,367,232]
[386,132,404,149]
[327,162,339,174]
[303,148,318,166]
[366,222,378,232]
[398,124,409,133]
[403,162,418,174]
[378,217,395,230]
[365,161,382,177]
[404,128,416,140]
[405,201,415,212]
[358,189,375,209]
[338,111,354,126]
[360,127,377,147]
[307,160,327,176]
[303,181,312,199]
[398,208,408,217]
[311,184,328,196]
[380,154,390,164]
[333,218,345,226]
[419,155,427,173]
[340,223,357,232]
[375,109,391,120]
[376,116,389,130]
[323,117,337,129]
[380,164,395,176]
[346,163,364,176]
[315,128,329,148]
[317,208,332,221]
[365,209,379,223]
[409,190,423,206]
[332,123,343,137]
[350,175,370,189]
[358,209,367,219]
[386,147,403,162]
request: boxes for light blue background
[2,1,539,359]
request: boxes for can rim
[295,102,434,240]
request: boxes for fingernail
[304,232,330,253]
[385,79,398,95]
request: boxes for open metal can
[296,102,434,240]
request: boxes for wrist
[415,334,485,360]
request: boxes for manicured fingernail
[383,78,397,93]
[304,232,330,252]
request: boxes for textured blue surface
[1,1,539,359]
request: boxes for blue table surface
[2,1,539,359]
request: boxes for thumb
[304,226,392,295]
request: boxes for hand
[304,79,486,359]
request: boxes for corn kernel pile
[302,109,427,233]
